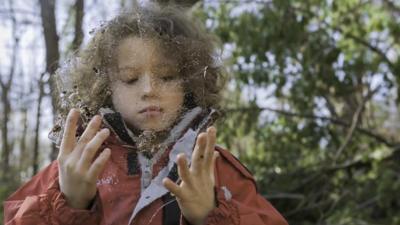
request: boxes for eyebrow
[118,66,139,71]
[118,63,177,71]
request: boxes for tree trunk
[19,105,28,172]
[32,74,45,175]
[0,89,11,176]
[0,0,18,178]
[39,0,60,160]
[72,0,84,52]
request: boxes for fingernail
[70,108,78,115]
[102,128,110,134]
[103,148,111,154]
[208,126,216,133]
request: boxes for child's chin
[140,123,169,132]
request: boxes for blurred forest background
[1,0,399,224]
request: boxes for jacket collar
[98,106,219,152]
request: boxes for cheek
[163,86,184,108]
[111,86,140,111]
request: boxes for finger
[163,178,184,199]
[209,151,219,180]
[75,115,102,152]
[190,133,207,172]
[204,126,217,169]
[87,148,111,179]
[59,109,80,158]
[176,154,192,186]
[79,128,110,169]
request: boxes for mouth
[139,106,163,116]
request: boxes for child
[3,4,288,225]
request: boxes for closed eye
[125,78,138,84]
[161,75,177,81]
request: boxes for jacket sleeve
[180,146,288,225]
[3,161,101,225]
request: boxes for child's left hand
[163,126,219,225]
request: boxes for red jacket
[3,146,288,225]
[4,109,288,225]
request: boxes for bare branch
[0,8,39,17]
[334,86,380,160]
[263,193,305,200]
[224,100,398,149]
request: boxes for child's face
[111,37,184,132]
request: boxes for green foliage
[202,0,400,224]
[2,1,399,224]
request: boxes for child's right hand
[57,109,111,209]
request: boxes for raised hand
[57,109,111,209]
[163,126,219,225]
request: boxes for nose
[142,73,157,98]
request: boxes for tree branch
[382,0,400,16]
[224,101,398,149]
[263,192,305,200]
[334,86,380,160]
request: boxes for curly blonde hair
[50,4,226,142]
